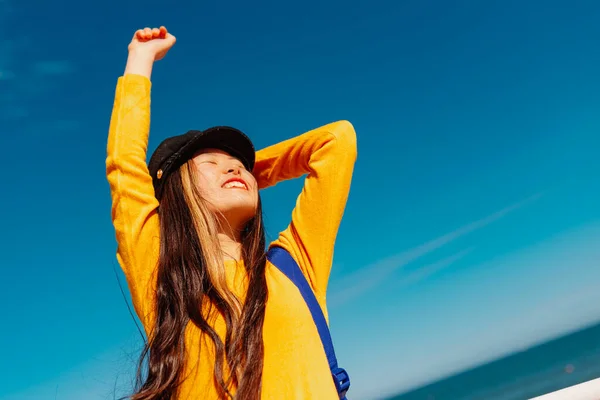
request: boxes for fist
[128,26,176,61]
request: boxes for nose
[225,164,241,175]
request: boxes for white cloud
[392,246,474,288]
[0,0,77,125]
[49,119,81,132]
[328,193,542,306]
[33,60,77,76]
[344,222,600,400]
[0,69,15,80]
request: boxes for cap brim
[194,126,256,171]
[165,126,255,175]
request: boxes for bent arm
[255,121,357,303]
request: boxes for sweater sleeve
[106,74,160,331]
[254,120,357,301]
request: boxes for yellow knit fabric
[106,74,356,399]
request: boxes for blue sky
[1,0,599,399]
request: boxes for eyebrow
[198,153,242,163]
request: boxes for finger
[152,27,160,37]
[143,27,152,39]
[159,26,167,39]
[135,29,144,40]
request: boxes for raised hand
[124,26,176,78]
[128,26,176,61]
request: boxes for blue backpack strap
[267,246,350,400]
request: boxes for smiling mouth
[222,180,248,190]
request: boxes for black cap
[148,126,255,199]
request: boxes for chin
[219,201,258,224]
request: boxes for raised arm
[106,27,176,330]
[254,121,357,301]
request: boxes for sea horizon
[385,320,600,400]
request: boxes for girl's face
[191,148,258,226]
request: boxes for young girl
[106,26,357,400]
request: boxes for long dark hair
[131,160,268,399]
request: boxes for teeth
[223,181,247,189]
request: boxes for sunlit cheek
[195,172,220,199]
[194,182,210,199]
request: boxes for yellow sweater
[106,74,357,399]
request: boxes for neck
[217,221,244,261]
